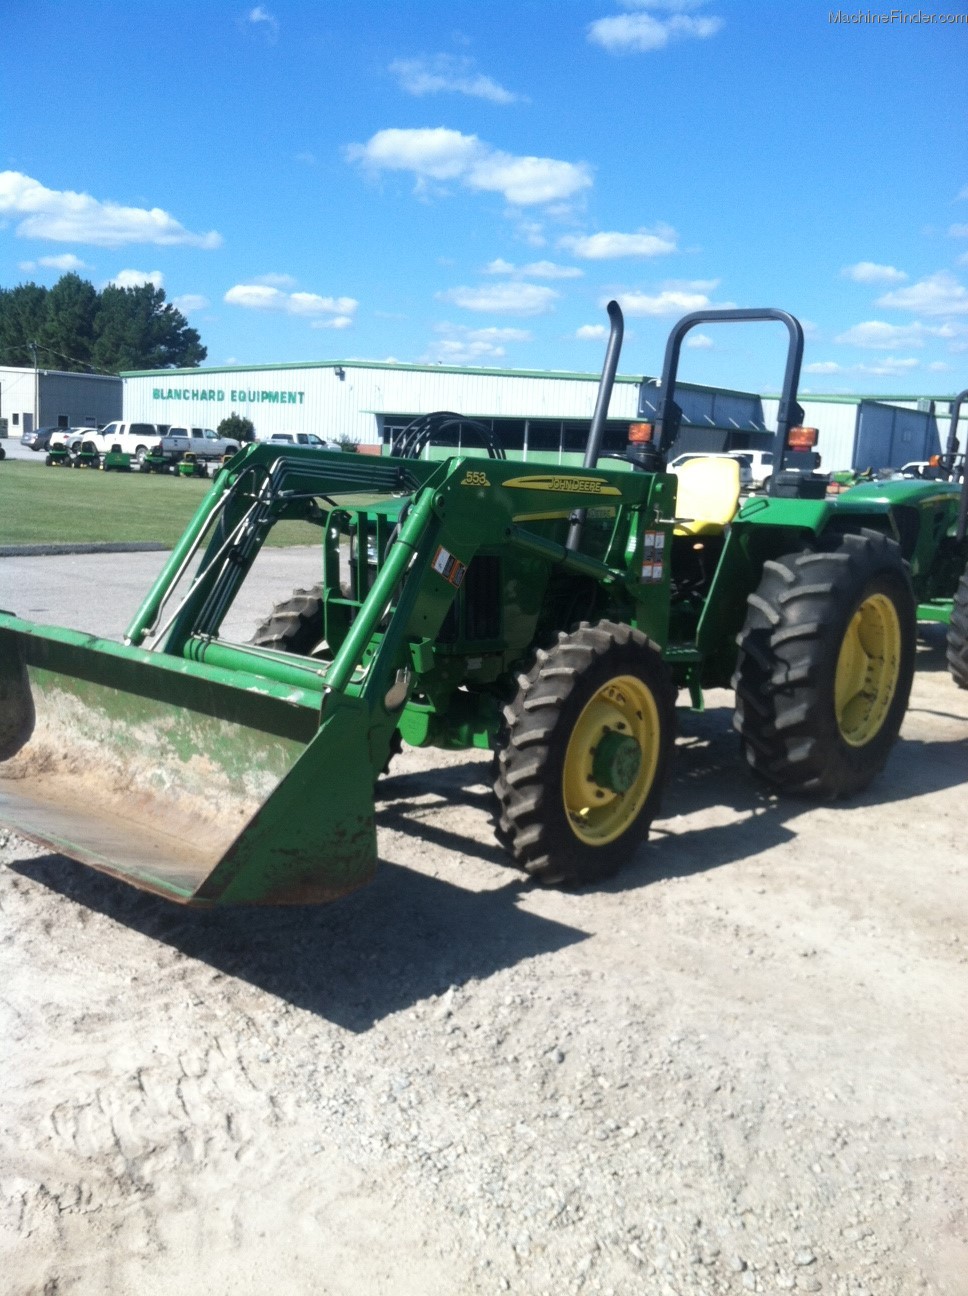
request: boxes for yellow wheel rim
[561,674,661,846]
[834,593,902,746]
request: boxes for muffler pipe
[567,300,624,551]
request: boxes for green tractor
[101,443,133,473]
[0,306,964,907]
[44,440,72,468]
[176,451,209,479]
[70,439,102,470]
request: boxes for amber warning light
[787,426,819,450]
[628,422,655,444]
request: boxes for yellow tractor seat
[671,456,742,536]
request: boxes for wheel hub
[834,592,901,746]
[591,730,642,794]
[561,674,661,846]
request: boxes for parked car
[60,426,100,455]
[893,456,964,483]
[265,433,340,450]
[667,451,754,492]
[21,425,63,452]
[730,449,774,489]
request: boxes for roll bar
[652,310,805,485]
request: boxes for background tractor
[0,306,965,907]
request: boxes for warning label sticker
[640,530,666,584]
[432,545,467,588]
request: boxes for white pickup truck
[68,421,166,464]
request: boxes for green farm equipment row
[1,307,966,906]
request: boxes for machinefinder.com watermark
[829,8,967,21]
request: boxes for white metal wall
[122,362,644,446]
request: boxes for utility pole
[30,339,39,433]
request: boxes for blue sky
[2,0,967,395]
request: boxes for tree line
[0,273,206,374]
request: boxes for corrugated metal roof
[122,357,642,383]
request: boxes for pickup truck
[154,426,241,464]
[264,432,340,450]
[69,421,166,463]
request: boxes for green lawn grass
[0,461,315,548]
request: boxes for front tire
[946,568,968,689]
[493,621,676,885]
[733,530,915,797]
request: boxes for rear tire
[493,620,676,886]
[733,530,915,797]
[946,568,968,689]
[251,586,325,655]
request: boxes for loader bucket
[0,617,380,906]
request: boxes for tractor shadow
[10,846,585,1034]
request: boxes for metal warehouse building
[0,366,122,440]
[120,357,965,472]
[121,358,649,461]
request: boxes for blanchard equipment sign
[151,386,306,405]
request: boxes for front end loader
[1,305,962,904]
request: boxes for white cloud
[928,361,951,372]
[516,219,547,248]
[249,6,278,40]
[390,56,522,105]
[469,154,594,205]
[173,294,210,313]
[576,324,608,340]
[588,3,723,54]
[959,251,968,267]
[857,356,920,376]
[110,268,163,289]
[225,283,358,319]
[949,223,968,238]
[804,361,843,375]
[347,128,592,206]
[559,227,677,259]
[423,323,532,364]
[876,272,968,315]
[686,332,713,349]
[0,171,222,249]
[957,185,968,200]
[19,252,90,272]
[310,315,354,330]
[841,261,907,284]
[253,272,298,287]
[833,320,947,349]
[615,281,729,316]
[484,257,582,279]
[437,282,559,315]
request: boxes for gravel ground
[1,553,966,1295]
